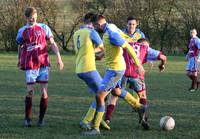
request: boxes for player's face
[94,20,105,33]
[94,23,102,33]
[190,30,197,38]
[142,41,149,47]
[127,20,138,33]
[27,13,37,25]
[143,41,149,46]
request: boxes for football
[159,116,175,131]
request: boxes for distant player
[105,38,167,130]
[186,29,200,92]
[123,16,145,41]
[105,16,146,124]
[73,12,110,131]
[16,7,64,127]
[84,14,145,135]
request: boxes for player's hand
[197,58,200,63]
[95,51,104,60]
[57,60,64,70]
[17,61,22,69]
[137,64,145,77]
[185,55,189,61]
[158,64,165,72]
[17,61,20,68]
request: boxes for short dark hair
[24,7,37,18]
[137,38,149,44]
[91,14,106,23]
[83,12,97,23]
[127,16,138,23]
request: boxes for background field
[0,53,200,139]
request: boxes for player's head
[137,38,150,47]
[83,12,97,24]
[91,14,107,33]
[127,16,139,34]
[190,29,197,38]
[24,7,37,25]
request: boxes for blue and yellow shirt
[73,25,103,73]
[102,23,140,70]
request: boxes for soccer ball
[159,116,175,131]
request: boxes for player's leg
[137,90,150,130]
[113,87,141,110]
[24,84,34,127]
[77,71,110,130]
[38,83,48,126]
[24,69,38,127]
[137,90,147,121]
[104,76,128,123]
[128,77,149,129]
[84,69,123,135]
[36,67,49,126]
[189,72,198,91]
[104,92,119,124]
[84,91,109,135]
[186,57,198,92]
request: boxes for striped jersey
[16,23,53,70]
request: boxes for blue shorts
[122,76,145,92]
[99,69,125,92]
[186,57,199,72]
[25,66,49,85]
[77,70,102,94]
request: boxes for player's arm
[109,31,145,75]
[90,30,104,60]
[146,47,167,72]
[44,24,64,70]
[158,54,167,72]
[16,30,23,68]
[49,37,64,70]
[195,38,200,62]
[17,45,23,68]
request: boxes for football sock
[25,96,32,120]
[120,89,141,109]
[191,76,197,89]
[82,101,96,124]
[93,106,105,130]
[105,104,115,121]
[188,74,193,80]
[139,98,148,121]
[39,97,48,121]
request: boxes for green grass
[0,54,200,139]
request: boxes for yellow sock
[82,107,96,124]
[93,111,104,130]
[124,92,141,109]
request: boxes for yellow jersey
[73,26,103,73]
[102,23,140,70]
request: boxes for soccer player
[16,7,64,127]
[84,14,145,135]
[73,12,110,131]
[105,16,146,124]
[105,38,167,130]
[123,16,145,41]
[186,29,200,92]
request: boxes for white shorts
[186,57,199,72]
[25,66,49,85]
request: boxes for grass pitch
[0,53,200,139]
